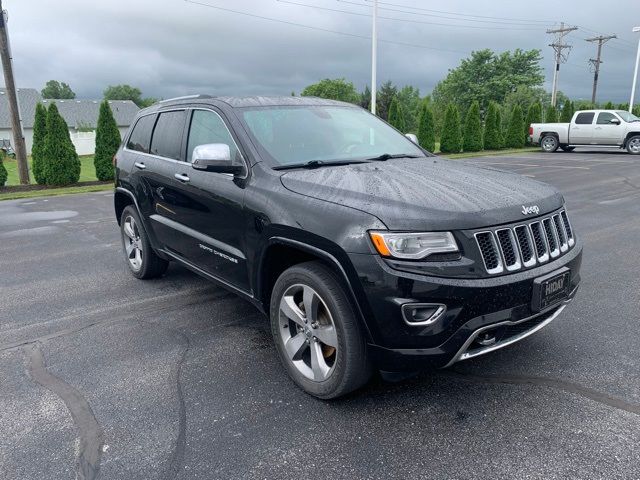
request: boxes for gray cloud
[6,0,640,102]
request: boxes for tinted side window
[597,112,617,124]
[126,115,156,152]
[150,110,187,160]
[187,110,241,162]
[575,112,595,125]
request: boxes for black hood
[279,157,564,230]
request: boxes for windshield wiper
[273,159,369,170]
[366,153,422,161]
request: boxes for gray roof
[0,88,42,128]
[42,99,140,128]
[0,87,140,129]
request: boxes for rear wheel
[540,135,559,152]
[270,261,372,399]
[560,146,575,152]
[120,206,169,279]
[626,135,640,155]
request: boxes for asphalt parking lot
[1,148,639,480]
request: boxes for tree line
[41,80,157,108]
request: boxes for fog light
[402,303,446,326]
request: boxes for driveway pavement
[1,149,639,479]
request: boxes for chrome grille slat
[475,210,575,275]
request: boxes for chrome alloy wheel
[541,136,557,152]
[122,215,143,271]
[278,284,338,382]
[628,137,640,154]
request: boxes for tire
[270,261,372,399]
[560,146,575,152]
[540,135,559,152]
[626,135,640,155]
[120,205,169,279]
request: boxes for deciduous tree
[301,78,359,104]
[41,80,75,99]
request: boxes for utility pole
[0,1,29,184]
[630,27,640,113]
[586,34,616,104]
[370,0,377,115]
[547,23,578,107]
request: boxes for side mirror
[191,144,244,174]
[610,118,621,125]
[405,133,419,145]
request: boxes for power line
[350,0,555,24]
[586,34,617,103]
[278,0,544,30]
[335,0,544,29]
[183,0,469,54]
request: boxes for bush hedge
[42,103,80,186]
[0,154,7,186]
[94,101,121,181]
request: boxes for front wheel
[540,135,559,152]
[626,135,640,155]
[270,261,372,399]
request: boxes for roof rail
[159,94,213,103]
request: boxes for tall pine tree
[417,101,436,152]
[559,99,574,122]
[387,97,406,132]
[43,103,80,185]
[94,101,121,181]
[440,104,462,153]
[483,102,503,150]
[525,102,542,142]
[545,105,559,123]
[32,103,48,184]
[463,101,483,152]
[505,105,525,148]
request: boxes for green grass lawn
[3,155,97,185]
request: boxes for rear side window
[597,112,617,124]
[574,112,595,125]
[186,110,241,162]
[126,115,156,152]
[150,110,187,160]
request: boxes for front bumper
[348,241,583,371]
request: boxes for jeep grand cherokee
[113,95,582,399]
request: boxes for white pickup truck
[529,110,640,154]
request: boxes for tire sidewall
[627,135,640,155]
[269,263,365,399]
[120,206,151,279]
[541,135,558,152]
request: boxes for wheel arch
[114,187,136,225]
[623,131,640,147]
[257,237,374,342]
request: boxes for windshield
[616,111,640,122]
[240,106,426,167]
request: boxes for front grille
[474,209,575,275]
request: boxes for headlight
[369,231,459,260]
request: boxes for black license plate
[532,267,571,312]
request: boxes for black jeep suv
[114,95,582,399]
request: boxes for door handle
[134,162,146,170]
[174,173,190,183]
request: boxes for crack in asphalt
[444,370,640,416]
[26,342,104,480]
[0,288,234,353]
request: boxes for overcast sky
[6,0,640,102]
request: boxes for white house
[0,88,139,155]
